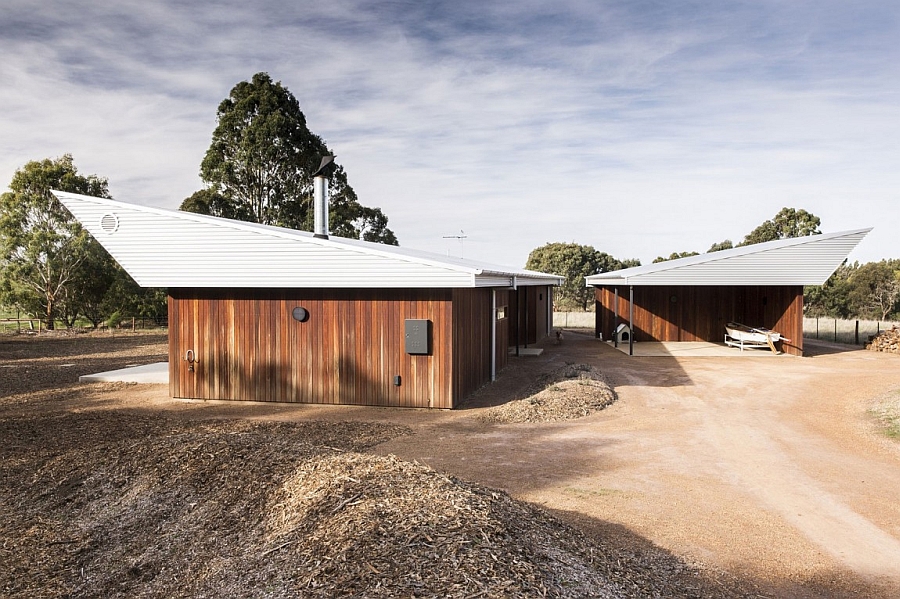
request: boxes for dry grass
[870,388,900,439]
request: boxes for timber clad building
[586,229,871,357]
[56,192,561,408]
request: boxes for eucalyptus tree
[848,260,900,320]
[186,72,397,244]
[740,207,821,246]
[526,242,639,311]
[0,155,113,329]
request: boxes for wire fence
[804,317,897,345]
[0,315,168,334]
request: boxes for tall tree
[186,72,397,244]
[847,260,900,320]
[740,207,821,246]
[526,242,639,311]
[0,155,111,329]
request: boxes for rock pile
[866,326,900,354]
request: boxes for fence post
[855,320,859,345]
[834,319,837,343]
[816,317,819,339]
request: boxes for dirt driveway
[370,331,900,598]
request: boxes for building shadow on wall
[226,350,401,407]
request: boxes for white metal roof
[54,191,563,289]
[585,228,871,287]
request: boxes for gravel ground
[0,332,761,598]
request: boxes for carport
[586,229,871,356]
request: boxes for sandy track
[372,333,900,597]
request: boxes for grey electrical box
[405,319,432,355]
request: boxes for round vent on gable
[99,213,119,234]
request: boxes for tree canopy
[0,155,112,329]
[653,251,699,264]
[526,242,639,310]
[185,72,397,244]
[847,260,900,321]
[707,239,733,252]
[805,260,900,321]
[739,207,821,246]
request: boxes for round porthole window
[670,295,678,303]
[291,307,309,322]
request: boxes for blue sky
[2,0,897,266]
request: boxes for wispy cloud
[1,0,897,265]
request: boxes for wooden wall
[452,288,495,403]
[169,287,506,408]
[508,285,551,347]
[170,288,455,408]
[595,285,804,356]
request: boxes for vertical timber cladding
[595,285,804,356]
[508,285,551,346]
[169,288,455,408]
[451,288,498,404]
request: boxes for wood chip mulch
[477,363,617,424]
[0,408,754,599]
[1,333,760,598]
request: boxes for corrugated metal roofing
[54,191,563,289]
[585,228,871,287]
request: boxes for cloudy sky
[2,0,897,266]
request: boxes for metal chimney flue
[313,155,335,239]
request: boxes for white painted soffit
[585,228,872,287]
[53,191,561,289]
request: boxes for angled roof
[585,228,871,287]
[54,191,563,289]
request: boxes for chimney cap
[313,155,336,178]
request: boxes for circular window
[291,307,309,322]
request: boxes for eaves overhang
[585,228,872,288]
[54,191,561,289]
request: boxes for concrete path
[79,362,168,384]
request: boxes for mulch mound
[0,409,752,599]
[477,363,617,424]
